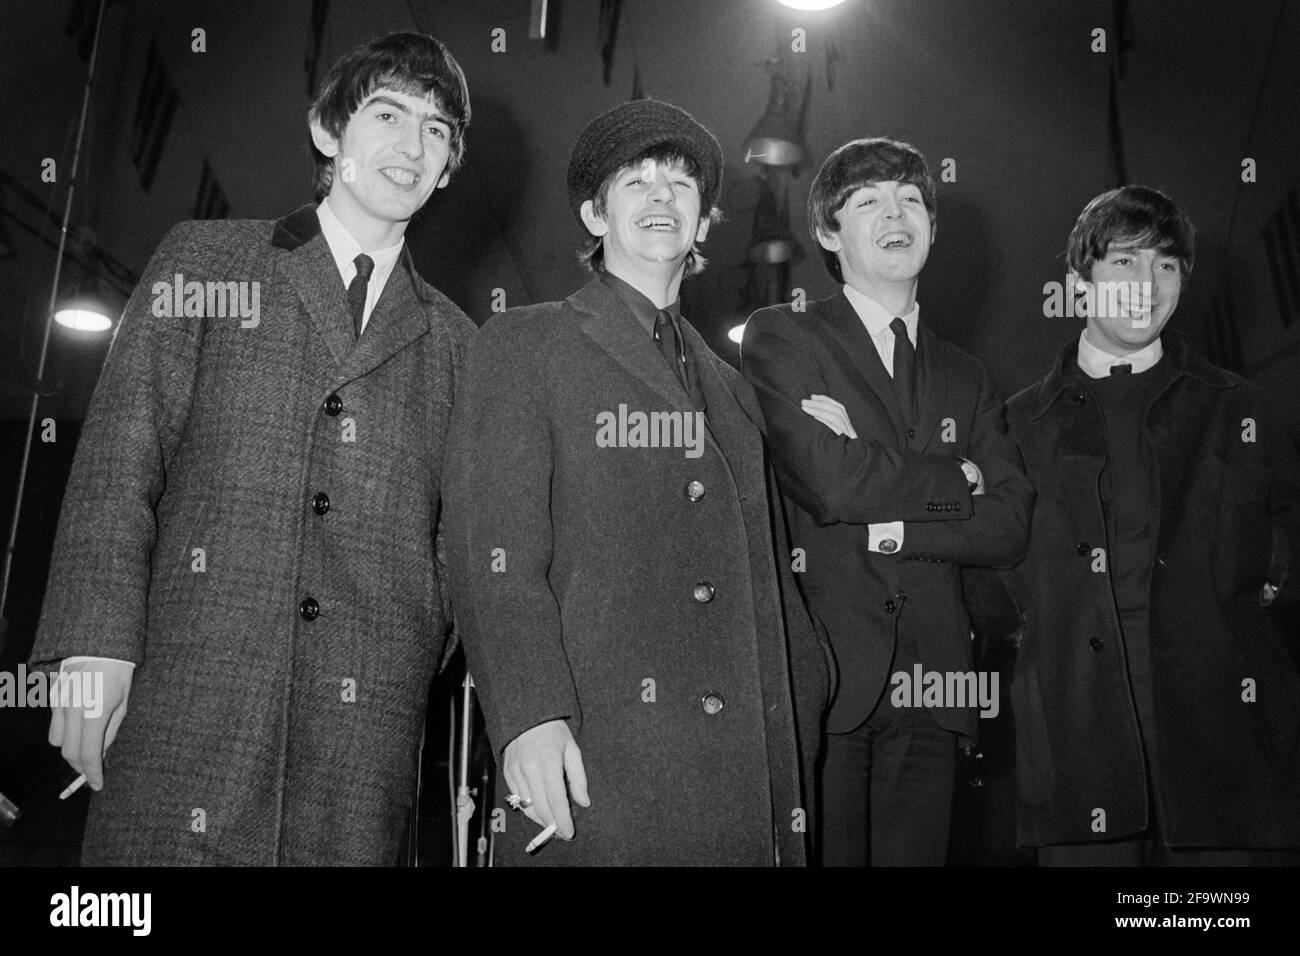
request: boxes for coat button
[1088,636,1103,652]
[300,597,320,621]
[693,582,716,603]
[906,428,916,439]
[322,392,343,416]
[878,537,898,554]
[312,492,330,516]
[1072,392,1087,406]
[884,599,897,614]
[685,480,705,501]
[1076,542,1090,556]
[701,692,725,716]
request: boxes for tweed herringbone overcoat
[31,204,476,865]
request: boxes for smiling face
[310,87,454,247]
[817,180,933,300]
[1082,244,1183,355]
[580,156,710,284]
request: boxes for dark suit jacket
[443,278,831,866]
[31,205,476,865]
[741,291,1033,740]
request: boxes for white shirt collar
[1077,329,1164,379]
[316,198,404,289]
[842,284,919,344]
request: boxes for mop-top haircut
[808,137,937,284]
[308,31,471,200]
[1067,185,1196,281]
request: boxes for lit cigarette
[525,823,558,853]
[59,775,87,800]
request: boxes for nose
[395,118,424,161]
[881,193,902,218]
[648,172,674,203]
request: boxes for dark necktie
[348,253,374,340]
[654,310,706,411]
[1110,363,1132,376]
[890,316,916,418]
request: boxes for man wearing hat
[443,100,832,865]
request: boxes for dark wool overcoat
[443,279,832,866]
[31,205,476,865]
[1002,333,1300,848]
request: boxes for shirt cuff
[868,521,905,554]
[61,656,137,671]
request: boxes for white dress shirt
[316,198,404,332]
[1076,329,1164,379]
[841,285,921,554]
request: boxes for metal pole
[455,672,475,866]
[0,0,109,620]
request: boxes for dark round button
[693,582,716,603]
[878,538,898,554]
[685,480,705,502]
[1076,542,1090,556]
[884,599,897,614]
[906,428,917,439]
[299,597,320,621]
[322,392,343,416]
[1088,636,1103,652]
[701,692,725,716]
[312,492,330,516]
[1072,392,1087,406]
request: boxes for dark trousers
[818,691,959,866]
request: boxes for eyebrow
[362,95,451,125]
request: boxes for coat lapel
[819,292,907,444]
[339,246,432,384]
[270,204,354,368]
[570,280,694,415]
[915,324,951,451]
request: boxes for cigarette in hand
[525,823,558,853]
[59,775,87,800]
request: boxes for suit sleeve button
[884,599,897,613]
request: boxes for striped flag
[131,42,179,192]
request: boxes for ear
[309,117,341,159]
[815,227,842,254]
[694,214,711,244]
[579,199,610,238]
[435,168,451,191]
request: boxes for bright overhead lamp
[775,0,847,10]
[54,304,113,332]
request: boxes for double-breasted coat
[442,279,832,866]
[31,205,476,865]
[998,333,1300,848]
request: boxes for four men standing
[27,32,1299,867]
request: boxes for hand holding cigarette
[502,719,590,846]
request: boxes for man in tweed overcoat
[30,33,477,865]
[444,101,833,866]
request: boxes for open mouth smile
[380,167,420,188]
[877,231,914,250]
[637,215,680,230]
